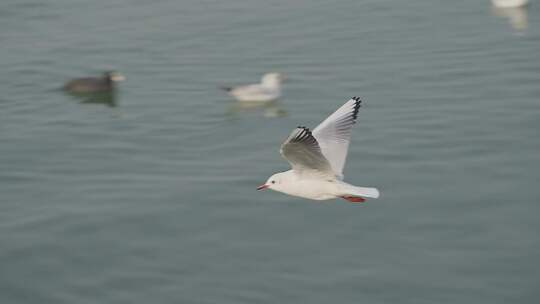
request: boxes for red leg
[341,196,366,203]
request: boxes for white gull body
[257,97,380,203]
[223,73,284,102]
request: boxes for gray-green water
[1,1,540,303]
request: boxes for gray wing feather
[280,127,333,176]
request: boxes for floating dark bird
[64,71,125,93]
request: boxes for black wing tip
[351,96,362,120]
[297,126,312,134]
[296,126,312,134]
[220,86,233,92]
[293,126,314,141]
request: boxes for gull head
[257,172,289,191]
[261,73,285,88]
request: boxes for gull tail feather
[220,86,233,92]
[341,183,380,199]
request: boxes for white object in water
[257,97,380,203]
[492,5,528,31]
[491,0,529,8]
[223,73,285,102]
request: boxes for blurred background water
[1,0,539,303]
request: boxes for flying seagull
[257,97,380,203]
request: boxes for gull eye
[271,181,275,184]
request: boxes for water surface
[1,1,539,303]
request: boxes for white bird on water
[222,73,285,102]
[491,0,529,8]
[257,97,380,203]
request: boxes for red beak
[257,184,269,191]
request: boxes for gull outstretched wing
[312,97,362,179]
[280,127,333,177]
